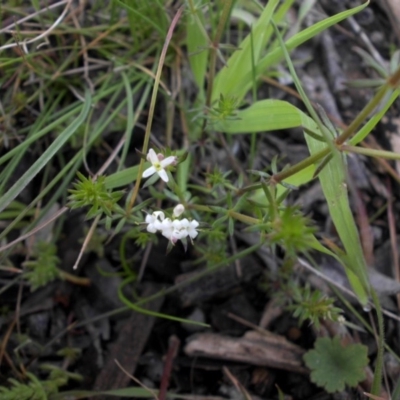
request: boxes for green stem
[370,288,384,396]
[336,65,400,146]
[336,84,388,145]
[127,7,184,212]
[190,204,259,225]
[204,0,233,112]
[117,275,209,327]
[227,210,259,225]
[341,144,400,160]
[272,146,330,183]
[242,68,400,187]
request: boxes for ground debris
[185,330,307,374]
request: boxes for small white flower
[144,208,200,246]
[172,218,200,243]
[187,219,199,239]
[173,204,185,218]
[160,218,174,239]
[161,218,187,244]
[145,211,165,233]
[142,148,176,183]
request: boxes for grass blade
[0,90,92,214]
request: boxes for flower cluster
[145,204,199,244]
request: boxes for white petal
[145,214,154,224]
[161,228,173,239]
[188,220,199,239]
[160,156,176,168]
[173,229,187,240]
[142,166,156,178]
[180,218,189,227]
[172,219,182,229]
[161,218,173,233]
[189,220,199,229]
[147,148,158,163]
[158,169,169,182]
[188,228,198,239]
[161,221,173,239]
[153,211,165,221]
[153,220,163,230]
[147,224,157,233]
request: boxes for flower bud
[173,204,185,218]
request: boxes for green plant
[0,373,49,400]
[287,284,343,329]
[1,0,398,397]
[0,366,81,400]
[23,241,61,291]
[68,172,124,220]
[303,336,369,393]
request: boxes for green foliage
[209,94,239,121]
[115,0,168,46]
[0,91,92,215]
[68,172,124,219]
[268,206,316,256]
[0,372,62,400]
[56,347,82,363]
[3,1,397,396]
[23,241,60,291]
[0,366,83,400]
[303,336,369,393]
[287,284,343,329]
[0,373,48,400]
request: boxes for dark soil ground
[2,1,400,399]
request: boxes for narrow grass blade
[211,0,280,103]
[186,1,209,100]
[213,1,369,104]
[0,90,92,214]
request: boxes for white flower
[173,204,185,218]
[144,208,200,246]
[142,148,176,183]
[145,211,165,233]
[161,218,187,244]
[170,218,200,243]
[188,220,200,239]
[160,218,174,240]
[180,218,199,239]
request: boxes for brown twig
[158,335,180,400]
[386,178,400,310]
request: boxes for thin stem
[204,0,233,111]
[336,84,388,145]
[227,210,259,225]
[272,146,330,184]
[201,0,233,138]
[127,7,184,212]
[341,144,400,160]
[370,288,385,396]
[336,65,400,146]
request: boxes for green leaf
[212,95,370,304]
[212,1,369,104]
[212,99,302,133]
[303,336,368,393]
[211,0,280,102]
[303,118,370,305]
[104,165,141,189]
[186,2,208,99]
